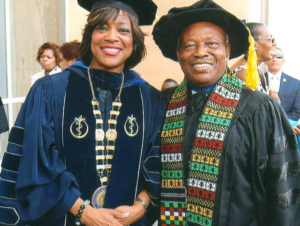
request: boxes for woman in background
[59,40,81,70]
[31,41,61,85]
[230,22,276,93]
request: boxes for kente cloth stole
[160,73,242,226]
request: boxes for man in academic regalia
[153,0,300,225]
[0,0,164,225]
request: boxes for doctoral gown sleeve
[0,80,80,225]
[248,95,300,225]
[140,85,166,207]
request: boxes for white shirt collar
[267,70,282,92]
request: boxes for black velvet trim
[288,161,300,177]
[270,134,297,155]
[272,135,287,155]
[1,153,21,172]
[8,126,24,146]
[270,188,300,210]
[63,72,144,208]
[0,178,16,199]
[268,161,300,183]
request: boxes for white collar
[268,70,282,82]
[268,70,282,78]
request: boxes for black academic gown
[162,85,300,226]
[0,63,165,226]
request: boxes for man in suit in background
[265,47,300,151]
[265,47,300,122]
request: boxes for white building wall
[268,1,300,80]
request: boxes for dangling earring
[226,61,233,76]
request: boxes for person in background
[230,22,276,93]
[0,96,8,134]
[265,47,300,151]
[31,41,61,85]
[264,47,300,119]
[0,0,164,225]
[293,121,300,152]
[153,0,300,225]
[161,78,178,91]
[59,40,81,70]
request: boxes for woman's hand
[70,198,129,226]
[80,205,129,226]
[114,202,146,226]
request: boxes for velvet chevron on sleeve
[216,87,300,226]
[0,65,165,226]
[0,77,80,226]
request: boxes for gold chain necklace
[87,66,124,208]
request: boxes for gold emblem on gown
[124,114,139,137]
[70,115,89,139]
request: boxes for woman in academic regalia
[0,1,164,226]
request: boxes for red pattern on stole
[194,138,223,150]
[161,143,183,153]
[168,99,188,110]
[211,93,238,107]
[188,187,215,201]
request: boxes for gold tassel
[244,27,260,89]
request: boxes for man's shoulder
[239,86,278,117]
[282,72,300,84]
[162,86,177,105]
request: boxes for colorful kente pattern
[160,74,242,226]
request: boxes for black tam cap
[78,0,157,25]
[152,0,249,61]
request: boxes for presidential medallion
[124,114,139,137]
[91,186,107,208]
[70,115,89,139]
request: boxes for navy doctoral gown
[0,63,165,226]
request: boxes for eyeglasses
[255,35,275,44]
[271,54,284,59]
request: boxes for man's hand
[293,124,300,135]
